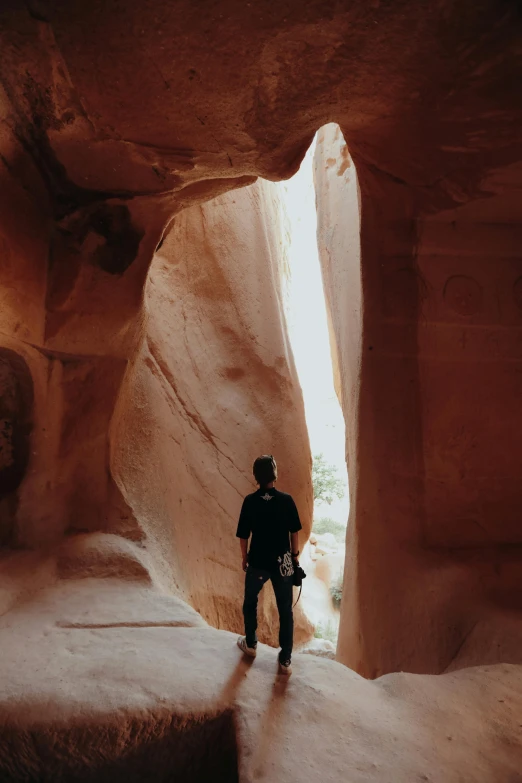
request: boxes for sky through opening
[277,139,349,527]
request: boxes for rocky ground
[0,560,521,782]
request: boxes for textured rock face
[0,1,520,778]
[0,166,312,640]
[110,180,313,642]
[1,576,522,782]
[315,122,522,676]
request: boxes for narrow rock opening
[128,123,360,657]
[273,123,360,654]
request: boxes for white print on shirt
[278,551,294,578]
[261,493,273,501]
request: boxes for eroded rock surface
[111,180,313,642]
[0,170,313,642]
[315,118,522,677]
[0,1,520,779]
[0,576,521,782]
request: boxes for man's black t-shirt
[236,488,302,571]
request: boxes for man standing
[236,454,302,675]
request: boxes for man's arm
[236,497,251,572]
[290,531,300,564]
[239,537,249,572]
[288,496,302,564]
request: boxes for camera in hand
[292,564,306,587]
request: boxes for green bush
[313,516,347,540]
[313,619,338,644]
[330,573,343,608]
[312,453,346,505]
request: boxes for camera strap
[292,585,303,608]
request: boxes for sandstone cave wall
[103,179,314,642]
[0,0,520,679]
[0,82,313,641]
[315,125,522,677]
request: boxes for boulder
[314,553,345,590]
[314,532,338,549]
[300,638,337,659]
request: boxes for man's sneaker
[237,636,257,658]
[278,654,292,675]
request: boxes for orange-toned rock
[316,120,522,676]
[0,2,520,777]
[314,552,344,589]
[0,134,313,643]
[110,179,313,643]
[0,575,521,782]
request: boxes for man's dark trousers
[243,566,293,659]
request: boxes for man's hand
[239,538,249,572]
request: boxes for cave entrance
[273,124,357,652]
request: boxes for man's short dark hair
[253,455,277,486]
